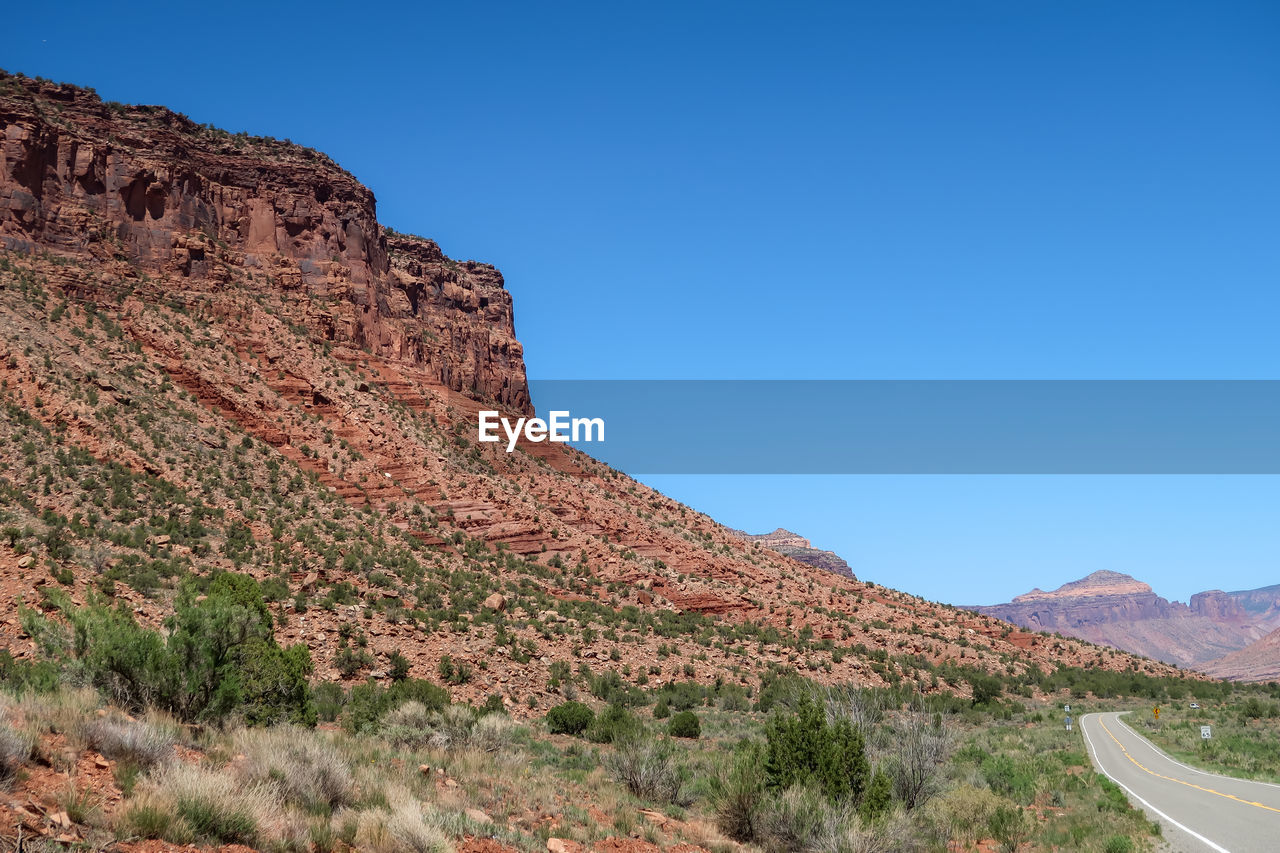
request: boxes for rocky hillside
[730,528,855,579]
[974,570,1280,671]
[0,70,1184,712]
[1203,625,1280,682]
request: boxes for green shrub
[652,699,670,719]
[546,701,594,735]
[340,679,450,735]
[240,639,316,726]
[1104,837,1135,853]
[437,655,472,685]
[988,803,1031,853]
[32,574,313,725]
[764,696,869,804]
[667,710,701,739]
[859,768,893,822]
[389,651,411,682]
[982,754,1036,804]
[1096,777,1131,813]
[586,702,642,744]
[314,683,345,723]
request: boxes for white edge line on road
[1112,712,1280,791]
[1080,713,1232,853]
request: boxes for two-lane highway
[1081,712,1280,852]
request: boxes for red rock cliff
[0,72,529,413]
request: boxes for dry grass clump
[0,711,35,785]
[12,687,98,749]
[119,761,283,846]
[86,712,177,768]
[233,725,353,811]
[348,787,453,853]
[381,703,517,754]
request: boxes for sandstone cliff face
[730,528,856,579]
[975,570,1280,670]
[0,73,528,413]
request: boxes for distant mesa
[972,570,1280,678]
[1011,570,1154,602]
[730,527,855,579]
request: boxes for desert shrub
[589,669,647,706]
[86,713,176,768]
[815,809,920,853]
[604,739,688,804]
[1105,837,1135,853]
[981,754,1036,804]
[469,711,517,753]
[667,709,700,738]
[859,769,894,822]
[119,792,182,841]
[719,684,751,712]
[386,679,450,713]
[755,784,833,851]
[0,715,35,784]
[431,703,477,750]
[546,701,594,735]
[437,655,471,685]
[926,784,1001,850]
[389,651,411,682]
[239,639,317,726]
[314,682,345,722]
[381,701,515,753]
[884,710,952,810]
[988,804,1031,853]
[0,649,59,694]
[344,679,450,735]
[384,700,433,729]
[967,673,1003,707]
[711,744,768,842]
[586,702,642,744]
[652,698,670,719]
[33,574,314,724]
[234,726,352,810]
[764,696,869,804]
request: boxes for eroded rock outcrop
[0,72,528,413]
[731,527,856,579]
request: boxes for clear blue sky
[5,1,1278,604]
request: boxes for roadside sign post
[1153,706,1160,720]
[1201,726,1212,740]
[1064,704,1070,712]
[1065,715,1072,732]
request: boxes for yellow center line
[1097,715,1280,814]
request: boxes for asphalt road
[1081,712,1280,853]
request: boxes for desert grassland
[0,674,1180,853]
[1130,691,1280,785]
